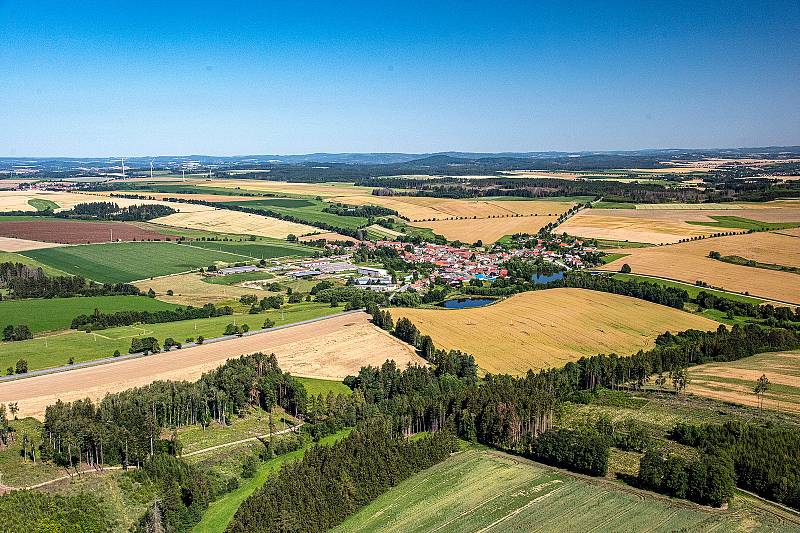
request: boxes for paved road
[0,309,363,384]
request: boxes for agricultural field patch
[600,232,800,304]
[0,219,172,244]
[0,295,180,333]
[134,272,277,306]
[0,236,64,252]
[0,311,422,419]
[391,288,719,375]
[687,351,800,414]
[21,241,251,283]
[334,446,790,533]
[412,215,561,243]
[0,251,67,276]
[223,198,368,230]
[185,239,313,259]
[152,207,317,239]
[27,198,58,211]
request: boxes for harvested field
[133,272,272,305]
[152,208,317,238]
[413,215,561,243]
[0,190,209,213]
[0,219,172,244]
[391,289,719,374]
[687,351,800,414]
[334,446,791,533]
[558,203,800,244]
[0,236,63,252]
[600,232,800,304]
[192,179,377,198]
[94,191,257,203]
[0,312,424,420]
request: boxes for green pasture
[186,239,313,259]
[202,270,275,286]
[0,301,342,372]
[20,242,252,283]
[223,198,368,230]
[296,376,352,397]
[27,199,58,211]
[611,273,766,304]
[0,251,68,276]
[0,295,180,333]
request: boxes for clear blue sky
[1,1,799,157]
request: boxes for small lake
[441,298,495,309]
[532,272,564,284]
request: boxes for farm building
[217,265,259,276]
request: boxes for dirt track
[0,313,423,420]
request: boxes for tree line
[0,261,140,299]
[56,201,176,221]
[71,302,233,331]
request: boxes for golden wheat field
[600,232,800,304]
[413,215,562,243]
[687,350,800,414]
[0,190,211,213]
[391,288,719,375]
[558,202,800,244]
[152,207,317,238]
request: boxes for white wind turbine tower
[150,160,154,179]
[182,168,186,182]
[120,157,125,178]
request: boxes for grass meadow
[0,295,180,333]
[21,242,253,283]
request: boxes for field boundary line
[0,309,364,384]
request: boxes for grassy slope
[202,270,275,286]
[296,376,352,396]
[0,302,341,372]
[194,429,352,533]
[27,198,58,211]
[334,445,789,532]
[0,295,180,333]
[686,216,800,231]
[21,242,253,283]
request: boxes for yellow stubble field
[391,288,720,375]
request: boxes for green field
[195,429,352,533]
[600,252,629,264]
[0,251,67,276]
[296,376,352,396]
[334,446,795,532]
[21,242,253,283]
[0,301,342,372]
[224,199,368,231]
[687,216,800,231]
[611,273,767,304]
[186,239,313,259]
[27,198,58,211]
[0,295,180,333]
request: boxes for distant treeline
[71,302,233,331]
[228,424,457,533]
[0,262,140,299]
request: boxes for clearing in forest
[687,350,800,415]
[599,231,800,304]
[391,288,719,375]
[333,446,792,533]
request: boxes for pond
[440,298,496,309]
[532,272,564,285]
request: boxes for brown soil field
[133,272,270,306]
[687,351,800,414]
[152,208,317,238]
[0,236,64,252]
[391,288,719,375]
[413,215,561,243]
[600,232,800,304]
[0,220,173,244]
[0,312,424,420]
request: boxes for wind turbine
[150,160,154,179]
[121,157,125,178]
[182,168,186,182]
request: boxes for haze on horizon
[1,1,799,158]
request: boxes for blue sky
[1,1,799,156]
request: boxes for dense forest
[0,261,141,299]
[227,424,457,533]
[55,201,176,221]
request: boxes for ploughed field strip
[392,288,719,375]
[334,447,790,533]
[0,219,173,244]
[0,312,423,419]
